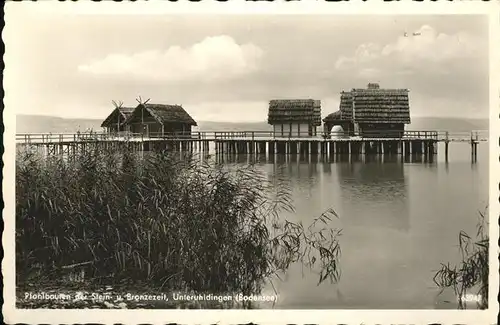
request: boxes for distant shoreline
[16,114,490,134]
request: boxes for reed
[433,207,489,309]
[16,148,341,297]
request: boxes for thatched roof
[101,106,135,127]
[118,107,135,116]
[323,110,343,123]
[267,99,322,126]
[329,83,411,125]
[127,103,197,126]
[324,91,354,124]
[351,87,410,124]
[338,92,354,120]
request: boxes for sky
[5,6,490,122]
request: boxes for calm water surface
[219,143,489,309]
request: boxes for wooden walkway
[15,130,488,143]
[16,130,488,162]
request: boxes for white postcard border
[3,1,499,324]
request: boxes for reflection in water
[216,152,437,165]
[335,158,410,232]
[217,153,410,233]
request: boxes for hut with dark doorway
[267,99,322,137]
[124,102,197,138]
[324,83,411,138]
[101,101,135,134]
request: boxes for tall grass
[433,207,489,309]
[16,147,341,297]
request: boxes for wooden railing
[17,132,139,144]
[16,130,489,144]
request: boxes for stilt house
[267,99,322,137]
[101,104,135,133]
[323,83,411,138]
[124,103,197,137]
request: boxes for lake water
[17,140,489,309]
[217,142,489,309]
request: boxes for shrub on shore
[16,148,341,298]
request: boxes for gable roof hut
[125,103,197,137]
[268,99,322,137]
[351,83,410,125]
[101,104,135,133]
[268,99,322,126]
[323,83,411,137]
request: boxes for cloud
[334,43,382,70]
[330,24,488,117]
[335,25,480,72]
[78,35,264,82]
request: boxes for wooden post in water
[470,132,477,163]
[311,142,318,155]
[444,131,449,163]
[471,141,474,162]
[474,135,478,161]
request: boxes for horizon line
[16,113,491,122]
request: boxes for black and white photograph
[3,2,499,324]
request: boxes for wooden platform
[15,130,488,162]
